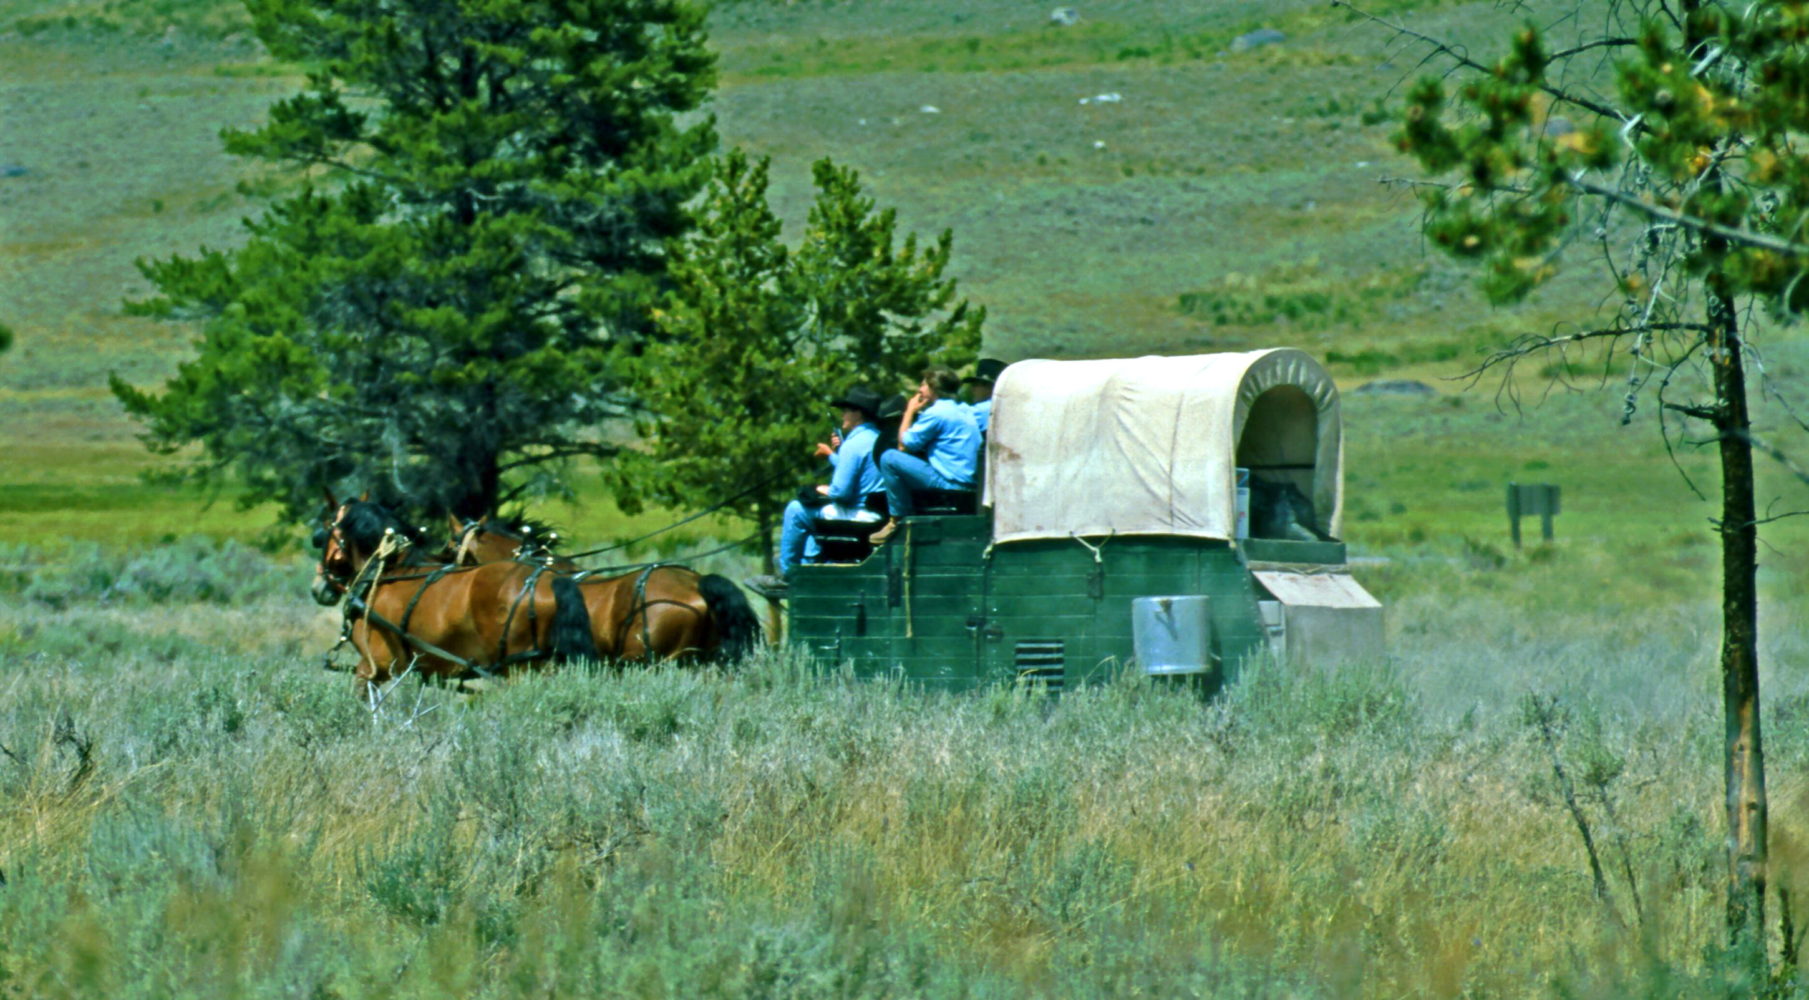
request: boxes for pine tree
[1355,0,1809,961]
[791,158,985,382]
[615,152,982,569]
[111,0,717,524]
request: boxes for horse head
[311,498,414,605]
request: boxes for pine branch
[1653,346,1712,500]
[1566,172,1809,258]
[1333,0,1641,129]
[1737,429,1809,487]
[1465,322,1710,378]
[1548,37,1640,60]
[1662,401,1723,423]
[497,444,621,472]
[1745,504,1809,528]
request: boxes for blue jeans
[776,499,826,576]
[879,450,968,518]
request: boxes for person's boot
[867,519,897,545]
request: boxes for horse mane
[339,501,431,560]
[483,511,563,546]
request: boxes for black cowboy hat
[876,393,908,421]
[961,358,1007,385]
[829,385,883,419]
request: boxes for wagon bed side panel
[791,522,1276,690]
[979,537,1269,689]
[788,516,991,689]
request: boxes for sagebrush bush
[0,535,1805,998]
[5,537,294,608]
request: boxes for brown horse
[314,502,759,695]
[442,511,762,663]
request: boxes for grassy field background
[8,0,1804,548]
[4,0,1809,994]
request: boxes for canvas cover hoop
[984,348,1343,544]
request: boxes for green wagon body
[788,514,1349,691]
[780,348,1380,689]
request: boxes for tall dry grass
[0,536,1805,997]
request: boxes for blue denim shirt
[901,398,981,485]
[967,398,992,435]
[827,422,883,506]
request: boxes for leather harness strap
[346,563,551,680]
[495,561,548,666]
[614,565,706,662]
[398,563,457,635]
[634,565,658,660]
[609,564,665,659]
[349,594,553,678]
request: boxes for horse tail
[698,573,761,663]
[550,575,601,665]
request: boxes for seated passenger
[961,358,1006,435]
[874,366,981,539]
[773,386,884,578]
[870,392,907,466]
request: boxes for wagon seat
[813,391,989,562]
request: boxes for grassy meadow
[4,0,1809,994]
[2,546,1807,997]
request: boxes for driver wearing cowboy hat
[770,385,885,580]
[961,357,1006,435]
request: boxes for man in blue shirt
[961,358,1005,435]
[876,366,981,534]
[773,386,885,578]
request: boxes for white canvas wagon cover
[985,348,1343,544]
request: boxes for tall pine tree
[616,152,982,569]
[112,0,716,524]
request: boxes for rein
[550,469,793,561]
[565,533,763,579]
[464,521,764,578]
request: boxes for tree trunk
[450,438,502,521]
[1681,0,1771,930]
[1707,283,1769,952]
[450,387,504,520]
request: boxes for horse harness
[328,554,692,677]
[493,560,550,667]
[587,563,712,662]
[329,547,556,681]
[618,564,661,660]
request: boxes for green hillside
[8,0,1802,550]
[1,0,1806,554]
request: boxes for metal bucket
[1132,595,1214,676]
[1258,600,1286,659]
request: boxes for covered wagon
[785,348,1383,690]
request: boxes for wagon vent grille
[1015,640,1065,690]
